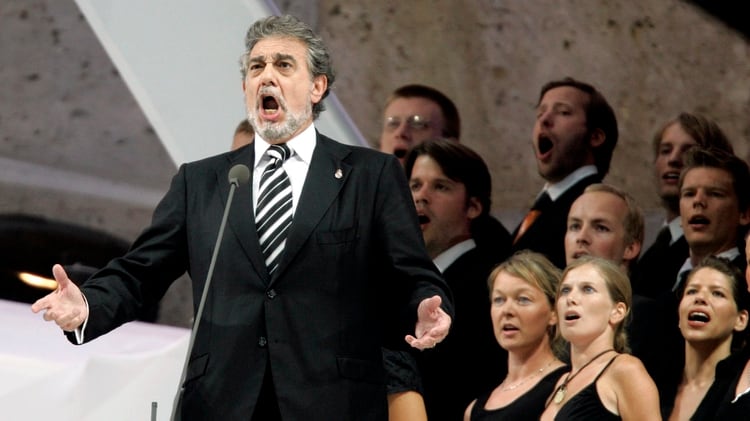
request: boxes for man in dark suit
[404,139,509,421]
[31,15,453,421]
[631,112,734,298]
[511,77,618,269]
[671,147,750,292]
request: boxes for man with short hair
[511,77,618,269]
[631,112,734,297]
[378,85,510,253]
[404,138,508,421]
[565,183,643,271]
[32,15,453,421]
[674,147,750,290]
[378,84,460,165]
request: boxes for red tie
[513,192,551,245]
[513,210,541,245]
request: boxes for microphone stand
[169,164,249,420]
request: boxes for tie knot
[268,143,292,163]
[532,191,552,211]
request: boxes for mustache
[258,86,287,112]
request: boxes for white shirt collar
[543,165,598,202]
[253,123,317,169]
[674,247,740,291]
[433,238,476,273]
[666,217,684,245]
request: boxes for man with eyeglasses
[378,84,511,259]
[378,84,460,166]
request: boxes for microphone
[170,164,250,420]
[228,163,250,187]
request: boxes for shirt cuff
[73,292,89,344]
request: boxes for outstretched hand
[405,295,451,350]
[31,264,88,332]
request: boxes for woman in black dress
[540,256,660,421]
[664,255,750,420]
[464,251,568,421]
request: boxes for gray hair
[239,15,335,119]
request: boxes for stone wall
[2,0,748,327]
[283,0,750,227]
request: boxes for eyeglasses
[383,115,431,132]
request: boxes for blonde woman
[464,251,568,421]
[540,256,660,420]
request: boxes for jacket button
[258,336,267,347]
[266,289,277,299]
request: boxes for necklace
[500,359,556,391]
[550,348,614,405]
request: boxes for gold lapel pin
[335,168,343,179]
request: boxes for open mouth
[688,215,710,226]
[688,311,710,323]
[393,148,408,158]
[538,135,553,155]
[418,214,430,224]
[262,95,280,113]
[564,312,580,321]
[662,171,680,182]
[502,324,519,332]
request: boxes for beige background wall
[282,0,750,223]
[2,0,748,326]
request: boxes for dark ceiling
[690,1,750,41]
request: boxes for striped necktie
[256,143,293,274]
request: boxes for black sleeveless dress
[553,355,621,421]
[470,365,568,421]
[706,347,750,421]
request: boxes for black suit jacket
[72,133,453,420]
[631,232,689,298]
[510,173,603,268]
[472,214,512,261]
[417,245,507,421]
[628,293,672,393]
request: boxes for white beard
[247,88,313,143]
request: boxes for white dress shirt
[252,123,317,216]
[673,247,740,291]
[433,239,476,274]
[76,123,320,344]
[542,164,598,202]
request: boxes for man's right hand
[31,264,88,332]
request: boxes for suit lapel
[223,146,271,282]
[271,134,351,283]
